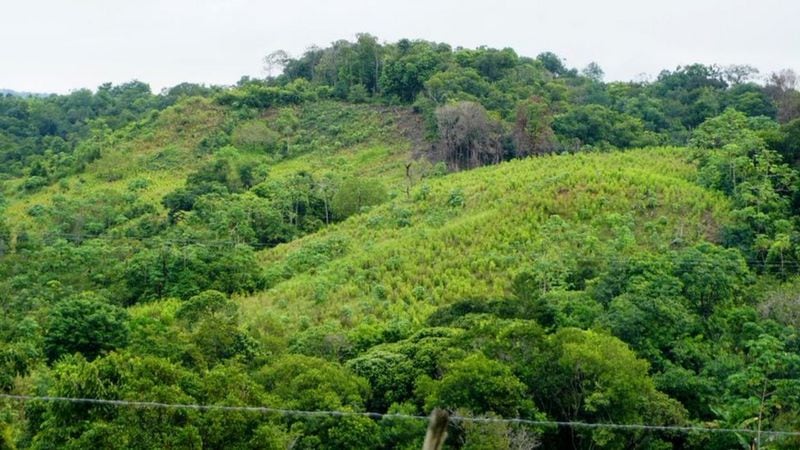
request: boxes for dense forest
[2,35,800,449]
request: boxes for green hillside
[242,148,729,330]
[4,99,413,230]
[3,36,800,449]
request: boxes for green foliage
[529,290,604,329]
[216,79,319,108]
[0,82,167,180]
[532,329,687,449]
[3,36,800,450]
[270,37,784,157]
[331,177,388,219]
[347,350,416,412]
[44,294,130,362]
[673,242,751,317]
[380,40,447,102]
[28,353,203,449]
[175,290,237,323]
[690,107,760,150]
[255,354,368,411]
[513,96,557,156]
[0,318,41,391]
[553,104,657,149]
[420,353,532,417]
[124,242,264,302]
[231,120,280,153]
[692,108,800,277]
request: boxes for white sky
[2,0,799,94]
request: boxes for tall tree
[434,101,502,170]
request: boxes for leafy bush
[231,120,280,153]
[331,177,388,219]
[44,294,130,361]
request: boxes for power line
[1,394,799,438]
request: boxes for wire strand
[2,394,799,438]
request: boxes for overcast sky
[2,0,799,94]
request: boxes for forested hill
[2,36,800,449]
[0,90,46,98]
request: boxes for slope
[2,98,417,234]
[240,147,730,332]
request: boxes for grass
[238,147,730,334]
[4,98,226,228]
[2,100,417,232]
[0,98,731,341]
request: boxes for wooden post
[422,408,449,450]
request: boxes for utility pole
[422,409,449,450]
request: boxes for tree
[380,40,446,102]
[175,290,236,324]
[0,318,41,390]
[420,353,533,417]
[124,242,263,302]
[765,69,800,123]
[465,47,519,82]
[690,108,799,273]
[255,354,369,411]
[44,294,130,362]
[513,97,556,156]
[0,218,9,256]
[553,104,653,148]
[231,120,280,153]
[770,118,800,164]
[690,107,761,150]
[434,101,503,170]
[350,33,383,94]
[595,255,698,367]
[723,65,760,85]
[760,278,800,328]
[673,243,750,317]
[423,68,492,106]
[652,64,728,128]
[531,329,687,449]
[347,350,417,412]
[263,50,290,78]
[724,83,778,118]
[722,334,800,450]
[536,52,568,76]
[459,418,541,450]
[29,353,203,449]
[282,46,325,81]
[581,62,605,82]
[331,177,387,219]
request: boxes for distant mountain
[0,88,51,97]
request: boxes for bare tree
[723,64,759,85]
[435,101,503,171]
[768,69,798,92]
[765,69,800,123]
[507,427,541,450]
[263,50,290,78]
[758,283,800,327]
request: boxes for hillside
[2,37,800,450]
[242,148,728,330]
[3,99,413,229]
[0,89,50,98]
